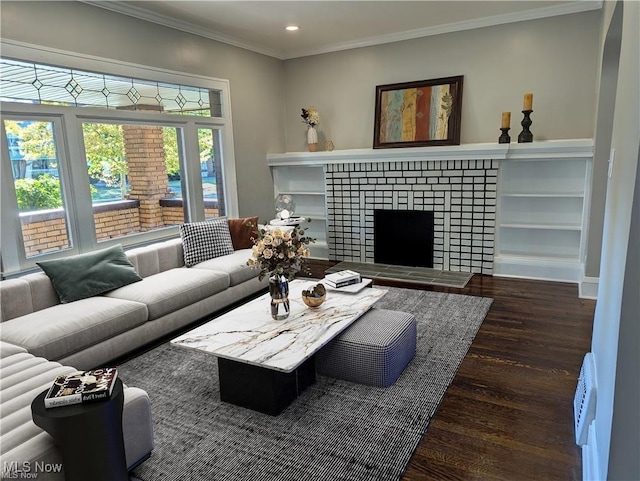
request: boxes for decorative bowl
[301,283,327,308]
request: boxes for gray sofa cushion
[105,267,230,320]
[0,272,81,321]
[191,249,258,286]
[125,238,184,278]
[0,278,34,322]
[0,298,148,361]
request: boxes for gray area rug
[120,287,493,481]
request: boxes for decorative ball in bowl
[302,283,327,308]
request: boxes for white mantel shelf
[267,139,594,166]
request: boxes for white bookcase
[494,140,593,282]
[269,163,328,259]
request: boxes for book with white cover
[323,278,372,293]
[323,270,362,288]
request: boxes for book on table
[323,270,362,288]
[44,367,118,409]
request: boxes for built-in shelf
[270,165,328,259]
[276,191,325,196]
[501,192,585,198]
[268,139,594,279]
[495,140,593,282]
[499,222,583,230]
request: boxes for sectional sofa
[0,218,268,480]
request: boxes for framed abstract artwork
[373,76,463,149]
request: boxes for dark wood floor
[305,260,596,481]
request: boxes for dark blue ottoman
[317,308,417,387]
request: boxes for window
[198,128,226,218]
[3,117,72,258]
[0,46,237,275]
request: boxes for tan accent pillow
[227,216,259,250]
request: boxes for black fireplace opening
[374,209,434,268]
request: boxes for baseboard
[579,276,599,299]
[582,423,601,481]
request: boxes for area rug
[120,287,493,481]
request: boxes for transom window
[0,58,221,116]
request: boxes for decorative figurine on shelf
[499,111,511,144]
[518,93,534,143]
[301,106,319,152]
[275,194,296,219]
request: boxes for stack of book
[323,270,362,288]
[44,367,118,409]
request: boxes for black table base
[31,379,128,481]
[218,357,316,415]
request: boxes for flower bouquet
[300,106,319,127]
[247,222,315,320]
[246,222,315,281]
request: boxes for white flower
[301,107,319,127]
[245,221,315,281]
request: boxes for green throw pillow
[37,245,142,303]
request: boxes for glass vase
[269,274,290,320]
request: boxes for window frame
[0,40,238,276]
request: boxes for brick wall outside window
[19,202,219,257]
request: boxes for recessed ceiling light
[285,25,299,31]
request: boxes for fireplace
[374,210,434,268]
[326,158,498,274]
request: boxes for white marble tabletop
[171,279,387,373]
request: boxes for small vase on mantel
[307,126,318,152]
[269,274,290,320]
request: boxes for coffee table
[171,279,387,415]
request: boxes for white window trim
[0,38,239,217]
[1,40,239,275]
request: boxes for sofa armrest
[122,386,154,470]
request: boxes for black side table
[31,378,128,481]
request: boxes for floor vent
[574,352,596,446]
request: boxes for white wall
[0,1,284,223]
[282,11,601,151]
[587,3,622,280]
[588,0,640,479]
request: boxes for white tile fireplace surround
[326,158,498,274]
[268,139,594,283]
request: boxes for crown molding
[81,1,603,61]
[284,1,604,59]
[80,1,285,59]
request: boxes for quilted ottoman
[317,308,417,387]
